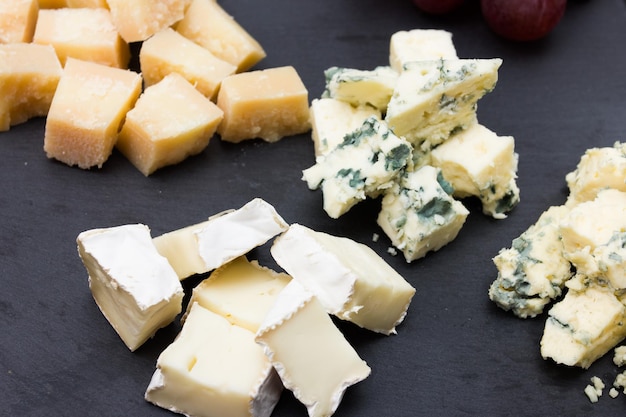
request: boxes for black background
[3,0,626,416]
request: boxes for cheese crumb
[372,233,379,242]
[609,387,620,398]
[584,376,604,403]
[614,346,626,366]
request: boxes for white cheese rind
[76,224,183,351]
[377,165,469,262]
[385,58,501,151]
[302,116,413,219]
[270,223,415,335]
[146,302,282,417]
[153,198,289,279]
[255,280,371,417]
[540,283,626,369]
[430,123,520,219]
[488,205,573,318]
[389,29,458,72]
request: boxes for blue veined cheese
[76,224,184,351]
[540,280,626,369]
[270,223,415,335]
[255,280,371,417]
[321,65,398,112]
[385,58,502,151]
[302,116,413,219]
[309,97,381,157]
[152,198,288,279]
[488,205,573,318]
[559,189,626,268]
[565,141,626,207]
[389,29,458,73]
[145,302,282,417]
[377,165,469,262]
[570,231,626,291]
[430,123,520,219]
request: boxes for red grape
[413,0,465,15]
[481,0,567,41]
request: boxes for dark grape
[481,0,567,41]
[412,0,465,15]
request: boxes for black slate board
[3,0,626,416]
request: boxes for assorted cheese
[305,29,518,262]
[77,198,413,417]
[489,141,626,371]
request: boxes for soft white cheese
[430,123,520,219]
[377,165,469,262]
[389,29,458,73]
[302,116,413,219]
[76,224,183,351]
[385,58,502,151]
[255,280,371,417]
[322,65,398,112]
[146,302,282,417]
[270,223,415,335]
[153,198,289,279]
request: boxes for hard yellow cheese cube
[0,43,62,131]
[0,0,38,43]
[117,72,223,176]
[44,58,142,169]
[140,27,236,100]
[175,0,265,72]
[107,0,189,43]
[217,66,310,143]
[33,8,130,68]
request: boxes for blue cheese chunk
[377,165,469,262]
[431,123,520,219]
[565,141,626,207]
[321,65,398,112]
[302,116,413,219]
[540,281,626,369]
[309,97,381,157]
[385,58,502,151]
[389,29,458,73]
[488,205,573,318]
[571,231,626,291]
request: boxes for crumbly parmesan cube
[385,58,502,151]
[43,58,141,169]
[540,282,626,369]
[389,29,458,72]
[117,72,223,176]
[0,43,62,131]
[322,66,398,112]
[488,205,573,318]
[185,256,291,332]
[430,123,520,219]
[33,8,130,68]
[140,28,236,100]
[107,0,189,43]
[309,98,381,157]
[176,0,265,72]
[377,165,469,262]
[146,302,282,417]
[302,116,413,219]
[565,141,626,207]
[559,189,626,267]
[0,0,38,43]
[255,280,371,417]
[216,66,310,143]
[153,198,289,279]
[270,224,415,335]
[76,224,184,351]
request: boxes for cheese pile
[303,29,520,263]
[0,0,311,175]
[76,198,416,417]
[489,141,626,370]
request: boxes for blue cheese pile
[76,198,416,417]
[304,29,519,263]
[488,142,626,370]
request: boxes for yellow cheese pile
[0,0,311,175]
